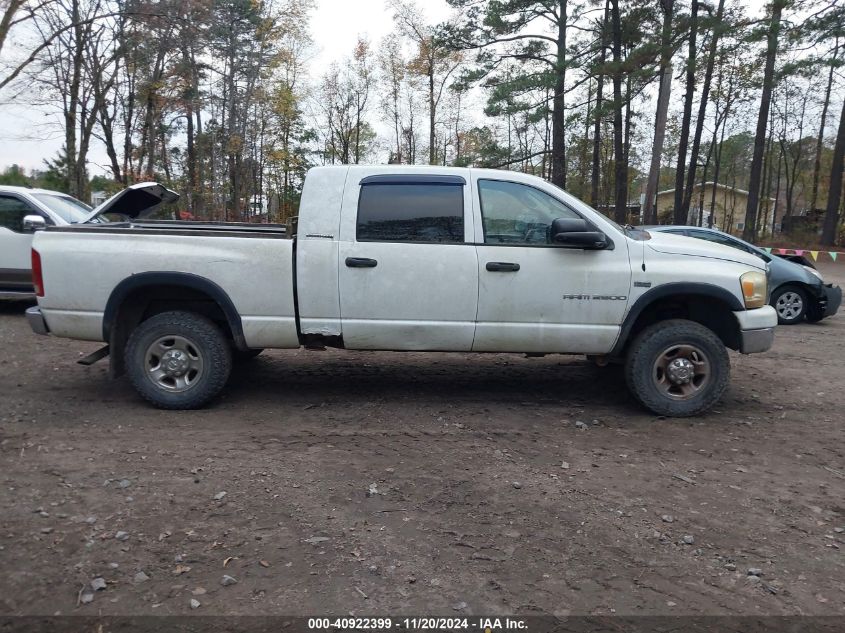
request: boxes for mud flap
[77,345,110,366]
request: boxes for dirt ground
[1,262,843,618]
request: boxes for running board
[78,345,110,366]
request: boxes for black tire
[125,311,232,409]
[625,319,730,417]
[233,348,263,362]
[771,284,808,325]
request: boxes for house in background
[653,182,779,236]
[91,190,108,207]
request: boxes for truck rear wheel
[125,311,232,409]
[625,319,730,417]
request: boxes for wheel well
[620,294,741,355]
[770,281,808,298]
[107,282,241,377]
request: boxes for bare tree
[743,0,786,241]
[810,38,838,213]
[673,0,698,224]
[820,97,845,245]
[609,0,627,224]
[319,40,374,165]
[681,0,726,219]
[642,0,674,224]
[392,0,463,165]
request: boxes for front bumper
[821,284,842,317]
[739,327,775,354]
[26,306,49,335]
[734,305,777,354]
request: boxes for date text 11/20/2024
[307,617,528,631]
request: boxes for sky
[0,0,773,177]
[0,0,455,175]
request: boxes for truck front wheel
[625,319,730,417]
[125,311,232,409]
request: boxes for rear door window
[357,183,464,243]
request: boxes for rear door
[0,194,46,291]
[337,171,478,351]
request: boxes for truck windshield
[32,193,93,223]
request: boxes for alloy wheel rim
[652,344,711,400]
[144,335,204,392]
[776,292,803,320]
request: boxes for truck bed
[36,221,298,349]
[49,219,289,237]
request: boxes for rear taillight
[31,248,44,297]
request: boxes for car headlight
[802,265,824,282]
[741,271,767,309]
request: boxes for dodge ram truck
[26,166,778,416]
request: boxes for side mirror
[23,215,47,232]
[550,217,609,249]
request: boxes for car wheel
[125,311,232,409]
[625,319,730,417]
[771,285,808,325]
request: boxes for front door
[0,194,41,291]
[338,173,479,351]
[471,177,632,354]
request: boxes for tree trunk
[811,38,838,214]
[0,0,26,60]
[709,128,724,229]
[771,145,784,236]
[193,74,204,217]
[643,0,674,224]
[186,99,195,213]
[760,106,775,232]
[590,1,608,208]
[820,98,845,246]
[64,0,82,197]
[681,0,724,217]
[428,56,436,165]
[743,1,783,242]
[551,1,567,187]
[673,0,698,224]
[609,0,627,224]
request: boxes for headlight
[741,271,767,309]
[802,265,824,282]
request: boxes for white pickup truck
[27,166,777,416]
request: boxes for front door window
[478,179,580,245]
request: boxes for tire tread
[125,311,232,410]
[625,319,730,417]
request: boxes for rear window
[356,183,463,243]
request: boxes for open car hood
[83,182,180,222]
